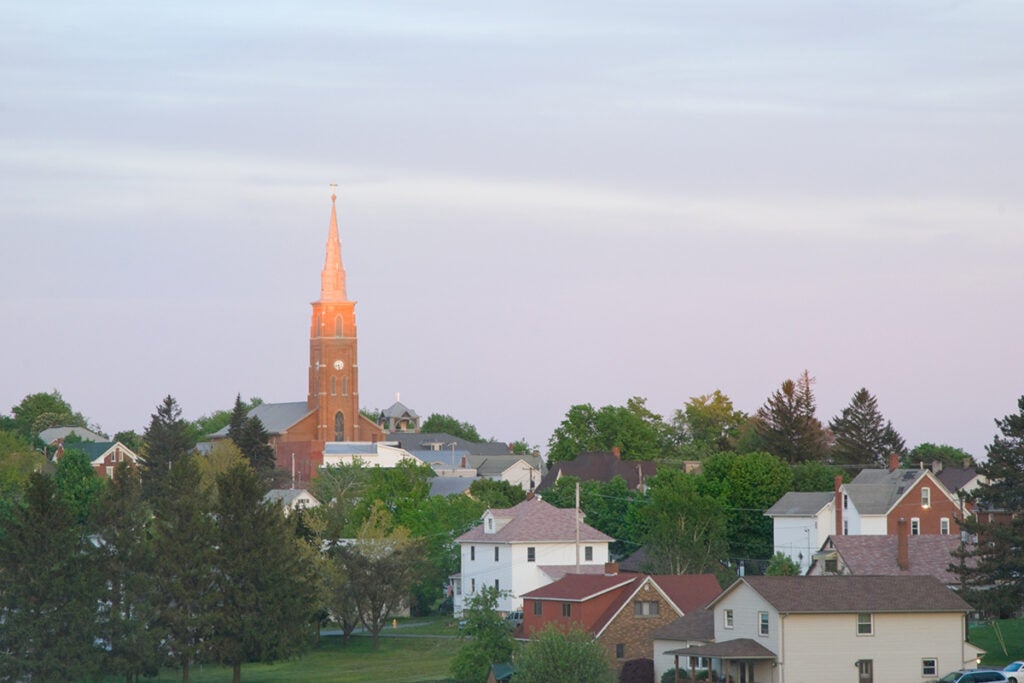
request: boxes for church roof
[209,402,312,438]
[382,401,418,419]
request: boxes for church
[214,191,386,483]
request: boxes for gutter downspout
[778,613,785,683]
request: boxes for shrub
[620,658,654,682]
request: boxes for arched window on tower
[342,377,349,396]
[335,315,344,337]
[318,315,324,337]
[334,412,345,441]
[330,377,336,396]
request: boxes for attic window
[487,518,493,532]
[921,486,931,508]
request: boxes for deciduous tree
[669,390,747,457]
[53,446,105,525]
[421,413,482,442]
[9,389,90,441]
[450,585,517,683]
[547,397,670,463]
[903,442,973,469]
[514,623,615,683]
[469,478,526,508]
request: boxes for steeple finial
[320,184,347,301]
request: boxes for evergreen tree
[151,457,217,683]
[210,463,318,683]
[227,394,276,473]
[755,371,830,463]
[954,396,1024,617]
[141,396,197,500]
[93,462,160,681]
[53,446,105,525]
[227,394,248,444]
[0,473,103,681]
[829,388,906,468]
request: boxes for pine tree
[755,371,831,463]
[0,473,103,681]
[953,395,1024,617]
[210,463,318,683]
[93,462,160,681]
[141,396,197,500]
[227,394,276,474]
[151,457,217,683]
[829,388,906,468]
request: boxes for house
[321,441,422,468]
[660,575,982,683]
[652,610,716,681]
[263,488,320,514]
[807,524,970,587]
[467,454,544,492]
[536,448,658,492]
[934,460,986,501]
[840,454,962,536]
[520,568,722,669]
[452,496,612,616]
[39,426,107,445]
[60,441,139,479]
[764,491,835,574]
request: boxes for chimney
[931,460,943,475]
[897,517,909,570]
[834,475,844,536]
[460,455,466,468]
[604,562,619,576]
[888,453,899,472]
[611,446,621,459]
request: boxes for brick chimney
[611,446,621,459]
[834,475,844,536]
[460,455,466,468]
[604,562,619,576]
[888,453,900,472]
[897,517,909,570]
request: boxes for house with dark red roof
[452,496,612,616]
[520,567,722,669]
[536,448,659,492]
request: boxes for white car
[938,670,1008,683]
[1002,662,1024,683]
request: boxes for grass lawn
[115,633,461,682]
[971,619,1024,667]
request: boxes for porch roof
[663,638,776,660]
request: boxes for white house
[263,488,320,514]
[659,575,982,683]
[320,442,422,469]
[764,491,835,574]
[452,496,612,616]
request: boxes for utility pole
[575,481,580,572]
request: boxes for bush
[620,658,654,683]
[661,669,711,682]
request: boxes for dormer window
[487,518,494,532]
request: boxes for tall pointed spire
[320,188,348,302]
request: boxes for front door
[738,662,754,683]
[857,659,873,683]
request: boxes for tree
[828,388,906,468]
[619,658,655,683]
[209,463,319,683]
[9,389,91,441]
[333,502,426,648]
[514,623,615,683]
[93,462,160,680]
[226,395,277,473]
[791,461,846,492]
[638,468,730,578]
[450,585,517,683]
[0,473,103,681]
[509,438,536,455]
[953,396,1024,617]
[53,446,105,525]
[150,457,217,682]
[195,439,248,498]
[113,429,144,453]
[141,396,197,501]
[765,551,802,576]
[0,430,45,504]
[903,442,974,469]
[421,413,483,442]
[309,461,370,539]
[547,398,670,463]
[544,476,644,559]
[754,371,831,463]
[469,478,526,508]
[669,390,747,457]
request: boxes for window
[334,412,344,440]
[335,315,344,337]
[843,520,849,535]
[922,486,931,507]
[843,493,848,509]
[824,558,838,573]
[584,546,593,562]
[911,517,920,536]
[330,377,336,395]
[562,603,571,617]
[455,579,461,596]
[615,643,625,659]
[941,518,950,535]
[857,659,873,683]
[634,601,659,617]
[470,579,475,593]
[487,518,494,531]
[758,611,769,636]
[494,579,499,590]
[470,546,475,561]
[857,613,873,636]
[341,377,348,396]
[494,547,500,562]
[527,547,536,562]
[922,659,937,676]
[724,609,734,628]
[533,601,542,616]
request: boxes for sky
[2,1,1022,459]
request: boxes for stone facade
[599,583,682,666]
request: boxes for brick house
[58,441,139,479]
[520,567,722,668]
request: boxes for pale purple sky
[2,2,1022,458]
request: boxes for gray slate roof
[381,401,418,419]
[428,477,474,497]
[39,426,108,443]
[730,575,971,613]
[387,432,512,456]
[209,402,312,438]
[845,468,927,514]
[765,491,834,516]
[937,464,982,493]
[467,453,544,477]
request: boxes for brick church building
[213,191,384,483]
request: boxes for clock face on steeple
[333,360,344,370]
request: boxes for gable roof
[456,497,612,544]
[66,441,139,465]
[765,491,834,517]
[844,468,955,514]
[537,451,657,491]
[209,402,313,438]
[428,477,474,497]
[263,489,320,507]
[936,464,982,493]
[468,454,544,477]
[652,609,715,642]
[39,426,107,444]
[523,573,636,601]
[388,432,513,456]
[817,534,966,584]
[716,575,971,613]
[381,401,418,419]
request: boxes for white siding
[771,504,835,574]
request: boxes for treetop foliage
[829,387,906,468]
[420,413,482,442]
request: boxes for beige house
[661,575,982,683]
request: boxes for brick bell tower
[308,190,362,442]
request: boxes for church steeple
[320,190,348,302]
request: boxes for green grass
[107,633,461,682]
[971,619,1024,666]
